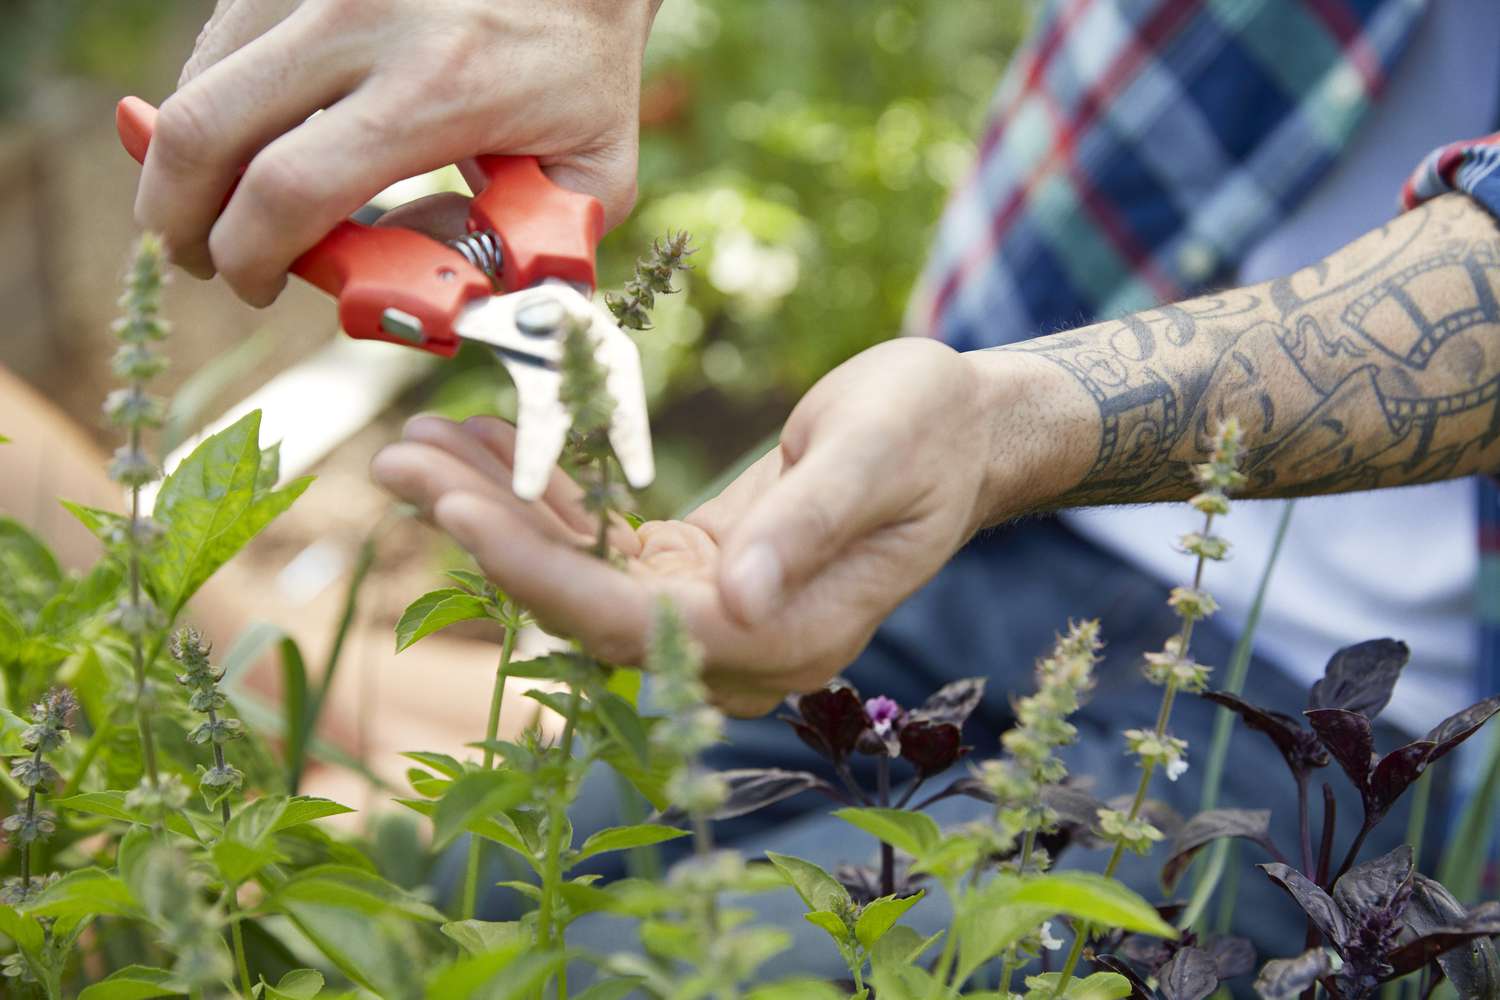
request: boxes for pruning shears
[115,97,653,502]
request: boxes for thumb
[718,429,890,627]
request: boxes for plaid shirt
[912,0,1498,868]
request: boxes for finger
[206,82,472,305]
[716,429,892,627]
[180,0,302,87]
[137,5,365,280]
[433,491,653,663]
[373,192,472,242]
[369,439,588,548]
[540,135,640,231]
[457,416,642,556]
[402,414,640,555]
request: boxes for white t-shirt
[1064,0,1500,733]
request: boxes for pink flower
[865,696,905,736]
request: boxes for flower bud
[108,445,157,487]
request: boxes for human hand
[135,0,658,305]
[370,339,1084,716]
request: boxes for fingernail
[727,543,782,625]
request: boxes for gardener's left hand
[371,338,1081,716]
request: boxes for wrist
[962,346,1098,527]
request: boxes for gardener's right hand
[133,0,658,306]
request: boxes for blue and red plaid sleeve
[1401,133,1500,218]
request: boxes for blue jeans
[470,516,1447,985]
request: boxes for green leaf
[444,569,494,596]
[871,925,942,982]
[591,690,650,765]
[394,588,490,652]
[953,879,1049,986]
[1010,873,1177,938]
[401,750,466,780]
[426,947,568,1000]
[804,909,849,940]
[0,515,62,617]
[77,964,188,1000]
[575,824,689,863]
[855,890,925,950]
[1024,972,1132,1000]
[766,851,852,915]
[441,918,525,956]
[271,864,445,922]
[833,807,941,858]
[574,980,648,1000]
[431,770,532,850]
[274,796,355,832]
[276,899,407,996]
[605,666,643,708]
[0,903,45,954]
[596,727,676,810]
[22,868,141,919]
[56,790,200,842]
[252,969,325,1000]
[150,411,311,617]
[213,839,285,885]
[60,499,128,545]
[745,982,847,1000]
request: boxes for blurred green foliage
[0,0,189,118]
[434,0,1027,514]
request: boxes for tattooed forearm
[993,194,1500,507]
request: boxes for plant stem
[538,685,583,999]
[19,747,40,891]
[1316,783,1336,888]
[1333,821,1373,885]
[462,622,518,920]
[206,709,253,998]
[1057,511,1215,997]
[926,902,960,1000]
[293,528,379,794]
[592,458,611,560]
[878,758,895,897]
[1297,771,1315,876]
[128,471,160,789]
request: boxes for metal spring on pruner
[447,229,503,287]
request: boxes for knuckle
[240,149,326,223]
[153,94,216,164]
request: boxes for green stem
[462,622,517,920]
[538,686,583,998]
[61,722,110,797]
[997,819,1043,992]
[128,471,160,789]
[293,527,380,793]
[926,898,960,1000]
[591,459,611,560]
[1056,510,1217,997]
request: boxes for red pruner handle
[469,155,606,292]
[114,97,492,356]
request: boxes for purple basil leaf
[1121,936,1176,974]
[1161,809,1278,893]
[1365,742,1436,821]
[695,768,841,822]
[1305,708,1376,790]
[1095,955,1158,1000]
[1254,949,1336,1000]
[1260,863,1351,946]
[789,684,870,762]
[1386,903,1500,979]
[1159,947,1220,1000]
[1398,877,1500,997]
[1422,696,1500,766]
[911,677,986,728]
[1207,936,1257,980]
[783,717,832,760]
[1202,690,1329,774]
[1308,639,1410,720]
[1333,846,1414,921]
[897,719,968,776]
[1042,784,1108,845]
